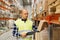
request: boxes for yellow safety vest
[15,19,33,31]
[15,19,33,40]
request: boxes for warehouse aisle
[0,29,17,40]
[0,0,60,40]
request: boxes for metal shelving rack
[45,13,60,40]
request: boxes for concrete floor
[0,29,17,40]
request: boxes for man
[13,9,33,40]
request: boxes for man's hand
[21,33,27,38]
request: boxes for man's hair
[19,8,27,14]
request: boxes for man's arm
[12,24,20,37]
[26,25,39,35]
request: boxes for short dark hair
[19,9,27,14]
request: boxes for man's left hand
[21,33,27,38]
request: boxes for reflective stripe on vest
[15,19,33,31]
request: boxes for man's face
[21,10,28,19]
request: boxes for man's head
[19,9,28,19]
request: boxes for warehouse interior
[0,0,60,40]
